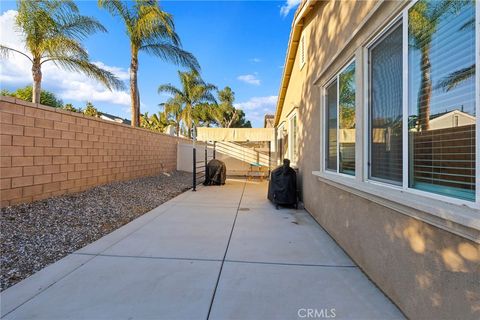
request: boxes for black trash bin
[204,159,226,185]
[268,159,298,209]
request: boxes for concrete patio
[1,179,403,319]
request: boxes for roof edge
[273,0,318,127]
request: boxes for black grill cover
[268,159,297,206]
[204,159,226,185]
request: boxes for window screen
[291,114,298,163]
[339,62,356,175]
[326,81,337,171]
[408,0,476,201]
[369,22,403,184]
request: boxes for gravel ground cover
[0,171,192,291]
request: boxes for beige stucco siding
[277,0,480,319]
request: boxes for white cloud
[250,58,261,63]
[237,74,261,86]
[234,95,277,126]
[234,95,277,111]
[280,0,301,17]
[0,10,130,107]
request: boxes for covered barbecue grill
[204,159,226,186]
[268,159,298,209]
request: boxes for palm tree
[0,0,124,104]
[140,111,170,132]
[158,70,216,137]
[98,0,200,127]
[438,17,475,92]
[211,87,251,128]
[161,97,183,136]
[409,0,468,131]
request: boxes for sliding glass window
[339,63,356,175]
[325,61,356,175]
[368,22,403,184]
[326,81,338,171]
[290,114,298,164]
[408,0,476,201]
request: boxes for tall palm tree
[98,0,200,127]
[0,0,124,104]
[158,70,216,137]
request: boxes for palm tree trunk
[130,49,140,127]
[186,104,192,138]
[418,46,432,131]
[136,89,141,125]
[226,109,238,128]
[32,59,42,104]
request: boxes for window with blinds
[324,61,356,175]
[339,62,356,175]
[408,0,476,201]
[369,22,403,184]
[326,80,337,171]
[290,114,298,164]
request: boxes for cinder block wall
[0,97,190,207]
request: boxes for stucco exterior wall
[278,1,480,319]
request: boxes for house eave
[273,0,318,127]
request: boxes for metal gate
[192,140,215,191]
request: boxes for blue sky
[0,1,299,127]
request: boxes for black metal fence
[192,142,215,191]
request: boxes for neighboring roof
[264,114,275,128]
[100,113,131,125]
[274,0,317,127]
[430,109,476,122]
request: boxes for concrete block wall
[0,97,190,207]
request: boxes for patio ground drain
[238,208,250,211]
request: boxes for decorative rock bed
[0,171,191,291]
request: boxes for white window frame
[277,122,286,165]
[314,0,479,242]
[323,59,356,178]
[364,18,403,186]
[362,2,479,208]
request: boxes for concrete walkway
[1,179,403,320]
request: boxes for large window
[364,0,477,202]
[326,80,337,171]
[368,22,403,184]
[289,113,298,164]
[325,61,356,175]
[408,0,476,201]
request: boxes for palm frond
[141,43,200,72]
[437,64,475,92]
[40,36,88,60]
[51,57,126,91]
[98,0,132,26]
[460,17,474,31]
[158,84,183,97]
[135,4,179,45]
[0,45,33,62]
[58,15,107,40]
